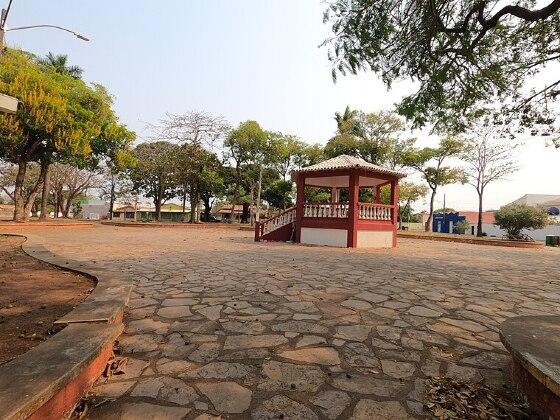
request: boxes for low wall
[398,231,544,248]
[481,223,560,242]
[0,233,132,420]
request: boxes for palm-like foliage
[334,106,362,137]
[38,52,83,79]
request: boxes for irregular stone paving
[2,225,560,419]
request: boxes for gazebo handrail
[303,201,348,205]
[358,202,394,208]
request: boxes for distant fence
[399,222,424,231]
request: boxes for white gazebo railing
[260,207,296,235]
[358,203,393,221]
[303,203,348,218]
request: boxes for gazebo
[255,154,406,248]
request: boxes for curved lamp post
[0,0,89,112]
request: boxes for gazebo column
[390,179,399,246]
[295,173,305,243]
[331,187,339,203]
[374,185,382,204]
[347,170,359,248]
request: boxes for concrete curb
[101,221,246,229]
[397,232,545,248]
[0,233,132,420]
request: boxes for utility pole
[442,193,448,233]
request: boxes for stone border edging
[101,221,246,229]
[0,233,132,420]
[499,315,560,419]
[397,232,544,248]
[0,221,94,228]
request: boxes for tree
[35,53,83,220]
[325,110,416,166]
[323,0,560,139]
[404,137,466,231]
[155,111,229,148]
[49,163,99,218]
[334,106,363,137]
[223,121,268,223]
[263,180,294,210]
[37,52,83,79]
[270,134,305,180]
[494,204,547,240]
[0,49,131,221]
[294,144,325,168]
[0,162,42,212]
[398,182,429,227]
[461,127,519,236]
[129,141,179,221]
[455,219,471,234]
[324,133,361,158]
[100,167,134,220]
[174,143,223,223]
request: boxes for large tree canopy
[0,49,134,221]
[323,0,560,138]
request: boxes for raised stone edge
[398,232,544,248]
[0,232,130,419]
[499,315,560,397]
[0,323,123,420]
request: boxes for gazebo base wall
[300,227,348,247]
[299,226,396,248]
[356,230,394,248]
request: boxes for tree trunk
[256,165,263,223]
[109,174,116,220]
[188,186,195,223]
[182,190,187,222]
[39,162,50,220]
[249,185,255,227]
[425,189,436,232]
[241,202,250,224]
[13,160,27,222]
[477,190,484,237]
[155,199,162,221]
[203,196,211,221]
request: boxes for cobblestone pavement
[2,225,560,419]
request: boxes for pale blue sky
[5,0,559,210]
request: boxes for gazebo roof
[291,154,406,180]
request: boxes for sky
[5,0,560,211]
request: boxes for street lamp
[5,24,89,42]
[0,0,89,113]
[0,1,90,52]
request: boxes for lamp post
[0,0,89,113]
[0,0,89,53]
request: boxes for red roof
[459,211,495,224]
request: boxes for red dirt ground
[0,235,93,364]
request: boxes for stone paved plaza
[2,225,560,419]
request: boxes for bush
[494,204,547,240]
[455,219,470,234]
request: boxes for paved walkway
[2,225,560,419]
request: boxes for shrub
[494,204,547,240]
[455,219,470,234]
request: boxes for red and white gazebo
[255,154,406,248]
